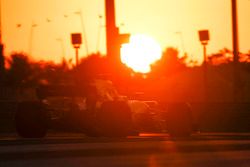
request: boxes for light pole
[0,0,2,44]
[96,15,104,53]
[75,10,89,56]
[175,31,186,55]
[56,38,66,59]
[231,0,240,102]
[0,0,5,85]
[198,30,210,102]
[29,22,37,56]
[71,33,82,67]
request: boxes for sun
[121,34,162,73]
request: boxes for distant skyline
[2,0,250,64]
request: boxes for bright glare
[121,34,162,73]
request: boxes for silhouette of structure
[74,10,89,56]
[105,0,119,64]
[105,0,130,70]
[0,0,4,85]
[231,0,240,101]
[198,30,210,102]
[71,33,82,67]
[0,44,4,85]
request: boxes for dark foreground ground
[0,102,250,166]
[0,132,250,167]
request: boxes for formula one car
[15,80,193,138]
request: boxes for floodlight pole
[0,0,2,44]
[29,24,34,56]
[198,30,209,102]
[71,33,82,67]
[202,43,208,102]
[0,0,5,85]
[78,11,89,56]
[56,38,66,59]
[232,0,240,102]
[75,46,79,67]
[175,31,186,55]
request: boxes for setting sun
[121,34,162,73]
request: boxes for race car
[15,79,193,138]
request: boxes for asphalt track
[0,132,250,167]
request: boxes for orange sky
[2,0,250,64]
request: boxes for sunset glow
[121,34,162,73]
[2,0,250,64]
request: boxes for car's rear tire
[15,102,49,138]
[96,101,133,137]
[165,103,192,138]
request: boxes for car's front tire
[15,102,49,138]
